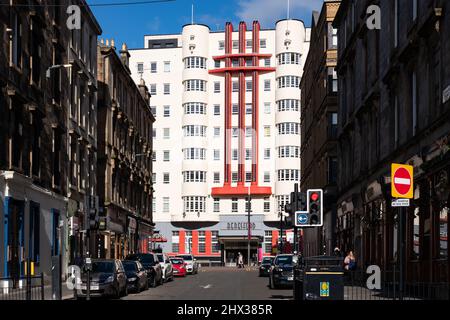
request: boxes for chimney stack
[120,42,130,69]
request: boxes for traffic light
[87,195,99,230]
[307,189,323,226]
[284,191,306,228]
[294,189,323,227]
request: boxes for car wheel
[145,280,149,290]
[159,275,164,286]
[115,285,121,299]
[124,286,128,296]
[150,276,157,288]
[269,277,274,289]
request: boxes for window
[151,106,157,117]
[184,56,207,69]
[328,157,337,184]
[264,80,271,91]
[183,196,206,213]
[163,83,170,95]
[184,102,206,115]
[12,13,22,68]
[264,126,271,137]
[232,127,239,138]
[163,197,170,213]
[152,151,156,161]
[213,172,220,183]
[232,104,239,115]
[246,39,253,49]
[183,125,207,137]
[264,148,271,159]
[332,70,338,92]
[150,62,157,73]
[152,173,156,183]
[264,172,271,183]
[277,169,300,182]
[277,99,300,112]
[172,231,179,253]
[164,61,170,72]
[163,150,170,162]
[264,197,270,213]
[277,195,290,213]
[137,63,144,73]
[163,128,170,139]
[246,80,253,92]
[183,171,207,183]
[213,198,220,213]
[214,82,221,93]
[163,173,170,184]
[394,0,399,48]
[214,127,220,137]
[246,103,252,114]
[278,146,300,158]
[278,76,300,88]
[264,231,272,254]
[150,84,157,95]
[260,39,267,48]
[232,149,238,160]
[214,105,220,115]
[198,231,206,253]
[264,58,270,67]
[264,102,271,114]
[246,172,252,182]
[183,148,206,160]
[218,41,225,50]
[232,40,239,49]
[245,198,252,212]
[332,28,338,47]
[412,0,418,21]
[412,72,418,136]
[277,52,301,65]
[232,198,238,212]
[245,59,253,67]
[29,203,40,263]
[246,127,252,137]
[163,105,170,117]
[232,81,239,92]
[277,122,300,135]
[214,60,221,68]
[184,79,207,91]
[213,149,220,160]
[245,149,252,161]
[211,231,219,253]
[232,59,239,67]
[232,172,238,183]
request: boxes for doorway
[222,239,259,266]
[6,199,24,285]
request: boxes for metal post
[86,230,91,301]
[26,257,31,300]
[247,189,251,267]
[399,207,405,300]
[293,184,299,253]
[280,212,283,254]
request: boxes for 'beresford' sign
[227,222,256,231]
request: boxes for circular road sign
[393,167,412,196]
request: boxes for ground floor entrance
[221,237,260,267]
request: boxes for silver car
[176,254,198,274]
[156,253,174,282]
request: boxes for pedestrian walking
[344,250,356,271]
[333,247,342,257]
[237,252,244,269]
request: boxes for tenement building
[334,0,449,286]
[129,20,310,264]
[301,0,340,257]
[0,1,101,284]
[97,40,155,260]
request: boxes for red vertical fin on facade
[238,21,246,185]
[179,230,185,254]
[192,231,199,255]
[252,21,260,186]
[205,231,212,255]
[224,22,233,185]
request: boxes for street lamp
[46,64,73,78]
[247,186,251,267]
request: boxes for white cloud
[235,0,321,28]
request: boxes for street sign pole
[247,187,251,267]
[399,206,405,300]
[293,183,299,253]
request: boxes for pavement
[121,267,293,300]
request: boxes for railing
[344,269,449,300]
[0,273,45,300]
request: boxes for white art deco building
[129,19,310,265]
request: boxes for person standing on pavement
[237,252,244,268]
[344,250,356,271]
[333,247,342,257]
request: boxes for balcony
[171,212,220,223]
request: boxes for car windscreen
[129,254,155,264]
[92,261,114,273]
[178,255,192,261]
[274,256,293,266]
[122,262,137,272]
[262,258,273,263]
[170,259,184,265]
[156,254,164,262]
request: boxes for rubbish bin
[301,256,344,300]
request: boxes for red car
[170,257,187,277]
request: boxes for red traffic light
[310,192,319,202]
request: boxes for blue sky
[88,0,322,49]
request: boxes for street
[121,267,293,301]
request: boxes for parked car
[259,256,275,277]
[122,260,148,293]
[125,253,163,287]
[74,259,128,299]
[155,253,174,282]
[170,257,187,277]
[176,254,198,274]
[269,254,298,289]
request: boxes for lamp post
[247,186,251,267]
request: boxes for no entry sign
[391,163,413,199]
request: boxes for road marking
[200,284,212,289]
